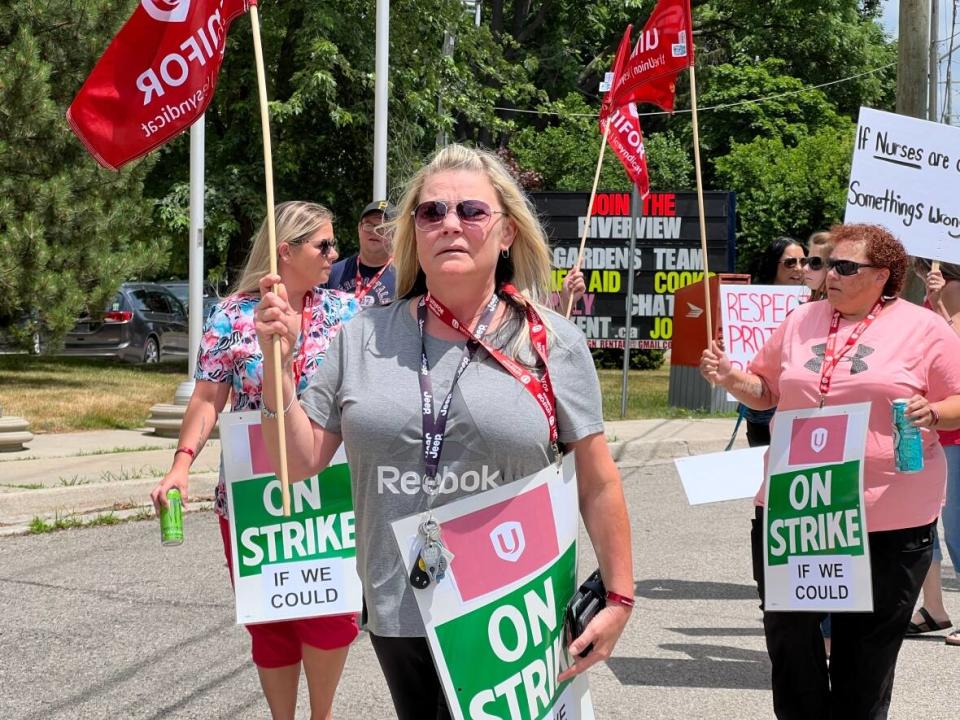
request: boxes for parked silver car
[62,283,189,363]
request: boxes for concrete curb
[0,473,218,532]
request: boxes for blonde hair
[806,230,834,300]
[390,144,552,305]
[808,231,833,251]
[233,201,334,294]
[388,144,555,361]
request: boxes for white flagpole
[373,0,389,199]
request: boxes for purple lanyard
[417,293,500,482]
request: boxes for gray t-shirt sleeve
[299,320,350,433]
[544,311,606,444]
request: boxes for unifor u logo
[490,521,525,563]
[142,0,191,23]
[810,427,829,454]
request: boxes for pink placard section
[788,415,849,466]
[247,424,273,476]
[441,483,560,603]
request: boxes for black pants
[746,419,771,447]
[369,633,451,720]
[750,506,933,720]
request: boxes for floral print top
[195,288,359,517]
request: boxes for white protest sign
[845,106,960,262]
[674,446,766,505]
[391,455,594,720]
[763,403,873,612]
[719,284,809,372]
[220,410,362,625]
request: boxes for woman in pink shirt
[700,224,960,719]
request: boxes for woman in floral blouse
[151,201,358,720]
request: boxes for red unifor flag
[67,0,253,171]
[600,25,651,198]
[612,0,694,112]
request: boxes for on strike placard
[763,403,873,612]
[220,411,362,625]
[391,456,593,720]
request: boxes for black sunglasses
[412,199,505,229]
[828,258,878,276]
[305,238,338,257]
[805,256,824,271]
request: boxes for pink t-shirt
[748,298,960,532]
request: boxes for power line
[493,61,898,119]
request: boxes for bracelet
[261,394,297,419]
[930,405,941,427]
[174,447,196,462]
[605,590,635,609]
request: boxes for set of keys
[409,517,454,590]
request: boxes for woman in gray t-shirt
[254,145,634,719]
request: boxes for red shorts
[218,515,359,668]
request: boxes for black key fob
[410,556,431,589]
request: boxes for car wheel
[143,336,160,364]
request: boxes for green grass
[27,509,146,534]
[598,367,738,420]
[0,355,733,431]
[0,356,186,433]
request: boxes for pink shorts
[218,515,360,668]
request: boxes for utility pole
[899,0,931,119]
[930,0,939,121]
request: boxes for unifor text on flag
[67,0,253,171]
[611,0,694,111]
[600,25,651,198]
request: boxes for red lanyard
[291,291,314,389]
[818,298,884,405]
[424,284,558,452]
[355,258,392,303]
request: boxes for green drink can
[160,489,184,546]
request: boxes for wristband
[174,447,196,462]
[261,394,297,419]
[605,590,635,609]
[930,405,941,427]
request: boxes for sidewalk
[0,417,743,532]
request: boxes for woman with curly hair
[701,224,960,718]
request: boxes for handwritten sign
[719,285,809,372]
[845,107,960,262]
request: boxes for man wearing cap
[324,200,396,307]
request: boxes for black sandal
[906,607,952,635]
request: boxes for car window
[104,294,125,313]
[132,289,171,313]
[166,292,187,319]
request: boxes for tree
[508,93,694,192]
[0,1,165,351]
[714,123,855,274]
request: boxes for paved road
[1,461,957,719]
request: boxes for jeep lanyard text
[410,286,558,589]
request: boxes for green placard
[766,459,865,567]
[230,464,356,578]
[434,543,577,720]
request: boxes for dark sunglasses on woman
[412,199,505,229]
[827,258,878,276]
[309,238,338,257]
[782,256,827,270]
